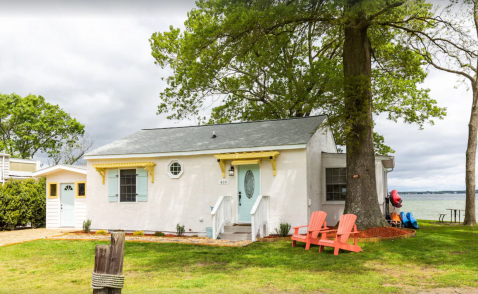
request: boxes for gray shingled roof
[86,116,327,156]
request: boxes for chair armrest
[312,229,337,234]
[308,227,330,232]
[337,231,361,235]
[292,225,308,229]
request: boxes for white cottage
[80,116,394,240]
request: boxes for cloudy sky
[0,0,470,192]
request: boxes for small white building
[0,153,41,184]
[80,116,394,240]
[33,165,87,229]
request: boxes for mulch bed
[258,227,415,243]
[324,226,410,239]
[357,227,409,238]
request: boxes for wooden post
[93,232,125,294]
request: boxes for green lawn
[0,221,477,294]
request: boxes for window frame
[166,160,183,179]
[75,181,87,198]
[47,182,59,199]
[118,168,138,203]
[322,166,347,203]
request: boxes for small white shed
[33,165,87,229]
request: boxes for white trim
[84,144,307,160]
[8,171,35,177]
[166,160,184,179]
[10,158,39,164]
[33,165,87,177]
[322,165,347,204]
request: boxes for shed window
[76,182,86,198]
[120,169,136,202]
[49,183,58,197]
[326,168,346,201]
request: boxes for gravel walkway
[0,228,75,246]
[52,233,252,247]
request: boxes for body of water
[398,193,478,221]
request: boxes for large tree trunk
[342,23,388,229]
[464,85,478,226]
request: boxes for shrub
[275,222,292,237]
[133,230,144,236]
[0,178,46,230]
[176,224,185,236]
[154,231,165,237]
[83,219,92,233]
[95,230,107,235]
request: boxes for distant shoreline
[398,191,473,195]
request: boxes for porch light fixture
[229,166,235,177]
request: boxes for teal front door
[238,164,260,223]
[60,183,75,227]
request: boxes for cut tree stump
[93,232,125,294]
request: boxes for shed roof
[86,116,328,157]
[32,165,87,177]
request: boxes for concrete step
[223,225,251,233]
[219,232,252,241]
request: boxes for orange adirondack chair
[291,211,328,250]
[314,214,362,255]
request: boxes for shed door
[60,183,75,227]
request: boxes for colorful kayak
[400,212,411,228]
[406,212,419,229]
[390,190,403,208]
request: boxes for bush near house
[83,219,92,233]
[0,178,46,230]
[275,222,292,237]
[133,231,144,236]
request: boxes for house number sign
[219,180,229,185]
[351,174,360,179]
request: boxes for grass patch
[0,221,477,293]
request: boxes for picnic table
[446,208,465,223]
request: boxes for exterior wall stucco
[86,149,308,234]
[320,153,389,225]
[45,170,87,229]
[306,125,338,224]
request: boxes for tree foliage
[0,93,85,159]
[150,0,446,155]
[0,178,46,230]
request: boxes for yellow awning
[214,151,280,178]
[231,159,261,166]
[92,162,156,184]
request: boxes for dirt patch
[0,228,75,246]
[417,288,478,293]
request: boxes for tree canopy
[0,93,85,159]
[150,0,446,155]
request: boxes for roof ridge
[141,115,326,131]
